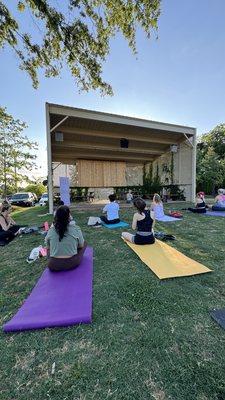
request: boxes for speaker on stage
[120,138,129,148]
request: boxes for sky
[1,0,225,178]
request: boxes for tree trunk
[14,158,18,192]
[3,132,7,196]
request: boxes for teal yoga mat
[102,221,129,229]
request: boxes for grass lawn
[1,204,225,400]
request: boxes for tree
[197,124,225,194]
[200,124,225,159]
[196,146,225,194]
[0,0,161,95]
[0,107,38,195]
[25,183,46,197]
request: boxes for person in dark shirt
[188,192,206,213]
[122,198,155,245]
[0,205,21,245]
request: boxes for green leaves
[0,0,161,94]
[197,124,225,193]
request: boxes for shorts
[133,233,155,245]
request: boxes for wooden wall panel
[77,160,126,187]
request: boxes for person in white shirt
[100,194,120,224]
[126,189,133,204]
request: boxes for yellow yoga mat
[124,239,212,279]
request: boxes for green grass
[1,205,225,400]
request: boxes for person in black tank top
[122,198,155,245]
[188,192,206,214]
[0,206,21,245]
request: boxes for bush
[25,183,46,197]
[114,186,143,200]
[167,185,185,200]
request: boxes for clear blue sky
[1,0,225,176]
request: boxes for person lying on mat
[45,205,87,272]
[211,188,225,211]
[150,193,165,219]
[122,197,155,245]
[187,192,206,213]
[0,205,22,245]
[100,194,120,224]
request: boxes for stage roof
[47,103,196,165]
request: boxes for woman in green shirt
[45,205,87,272]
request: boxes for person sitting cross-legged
[45,205,87,272]
[211,188,225,211]
[100,194,120,225]
[122,197,155,245]
[188,192,206,213]
[0,205,22,245]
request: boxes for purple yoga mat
[204,211,225,217]
[3,247,93,332]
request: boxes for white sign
[59,177,70,206]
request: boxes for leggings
[0,225,21,245]
[47,242,87,272]
[188,207,206,213]
[100,216,120,224]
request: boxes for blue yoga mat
[156,215,182,222]
[211,308,225,330]
[102,221,129,229]
[204,211,225,217]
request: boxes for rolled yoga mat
[102,221,129,229]
[3,247,93,332]
[211,309,225,330]
[123,239,212,279]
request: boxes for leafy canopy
[25,183,46,196]
[197,124,225,193]
[0,0,161,94]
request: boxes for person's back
[45,205,86,271]
[136,209,153,233]
[104,202,119,220]
[101,194,120,224]
[122,197,155,245]
[152,203,164,218]
[151,194,164,218]
[46,224,84,257]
